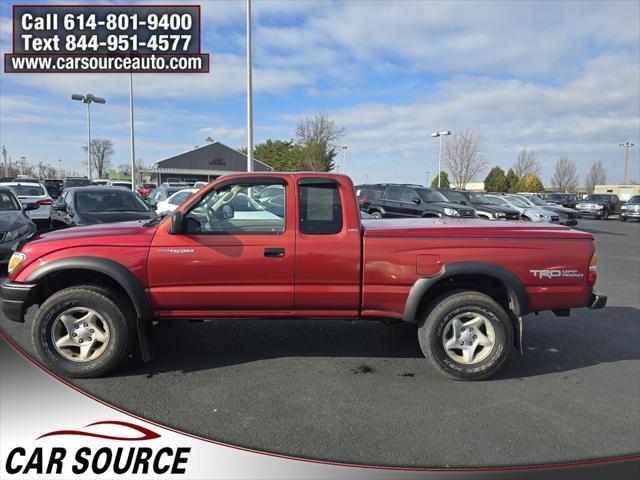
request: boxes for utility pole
[1,145,7,177]
[431,130,451,188]
[342,145,348,173]
[58,159,62,179]
[618,142,635,184]
[129,72,136,190]
[246,0,254,172]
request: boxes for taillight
[587,255,597,286]
[37,199,54,205]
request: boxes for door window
[185,182,286,234]
[298,181,343,235]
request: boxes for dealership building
[139,140,272,184]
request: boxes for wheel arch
[402,261,529,324]
[25,257,155,361]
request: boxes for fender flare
[401,261,529,323]
[27,257,155,361]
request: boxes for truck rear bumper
[0,280,35,323]
[589,291,607,309]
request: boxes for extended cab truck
[1,173,606,380]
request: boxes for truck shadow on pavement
[116,306,640,380]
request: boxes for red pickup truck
[1,173,606,380]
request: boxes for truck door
[294,177,361,316]
[147,177,295,315]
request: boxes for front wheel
[620,216,627,222]
[601,209,609,220]
[418,291,513,380]
[31,286,135,378]
[370,211,383,219]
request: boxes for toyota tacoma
[1,173,606,380]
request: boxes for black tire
[417,290,513,380]
[620,216,627,222]
[370,211,383,219]
[601,209,609,220]
[31,285,136,378]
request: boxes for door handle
[264,248,285,258]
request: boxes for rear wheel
[417,290,513,380]
[32,286,135,378]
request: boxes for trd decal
[530,269,584,279]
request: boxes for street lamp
[342,145,348,173]
[618,142,635,184]
[431,130,451,188]
[58,159,62,180]
[72,93,106,180]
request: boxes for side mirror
[222,204,235,219]
[412,197,421,205]
[170,210,185,234]
[52,203,66,212]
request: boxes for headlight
[4,224,30,242]
[7,252,26,273]
[443,208,460,217]
[495,212,506,218]
[621,205,627,210]
[596,205,604,209]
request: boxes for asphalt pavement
[1,218,638,467]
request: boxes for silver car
[0,182,53,226]
[486,195,559,223]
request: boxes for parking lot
[1,218,638,468]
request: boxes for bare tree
[584,161,606,193]
[550,156,579,192]
[295,114,345,171]
[441,129,488,189]
[82,139,114,179]
[513,149,541,179]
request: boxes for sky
[0,0,639,186]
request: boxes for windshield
[9,184,44,196]
[442,190,467,204]
[0,191,20,210]
[75,191,150,213]
[526,196,547,206]
[169,190,195,206]
[627,195,640,204]
[505,196,530,207]
[467,192,492,205]
[548,194,570,200]
[584,195,610,202]
[416,188,448,203]
[67,179,91,188]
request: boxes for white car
[485,195,559,223]
[0,182,53,225]
[107,180,132,189]
[156,188,198,215]
[193,181,207,189]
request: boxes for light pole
[246,0,254,173]
[342,145,348,173]
[72,93,106,180]
[129,72,136,190]
[618,142,635,184]
[58,159,62,179]
[426,171,430,187]
[1,145,7,177]
[431,130,451,188]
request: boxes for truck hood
[29,220,157,248]
[362,218,593,240]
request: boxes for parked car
[63,177,91,190]
[146,185,192,209]
[193,182,207,189]
[545,193,577,209]
[91,179,110,186]
[0,182,54,228]
[155,189,198,215]
[515,194,578,226]
[619,195,640,222]
[137,183,157,198]
[107,180,132,189]
[439,189,520,220]
[0,187,37,265]
[160,182,190,189]
[49,187,156,229]
[1,173,606,381]
[576,194,622,220]
[43,179,63,199]
[485,194,559,223]
[358,183,476,218]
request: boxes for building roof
[150,141,272,173]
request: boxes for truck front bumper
[0,280,36,323]
[589,291,607,309]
